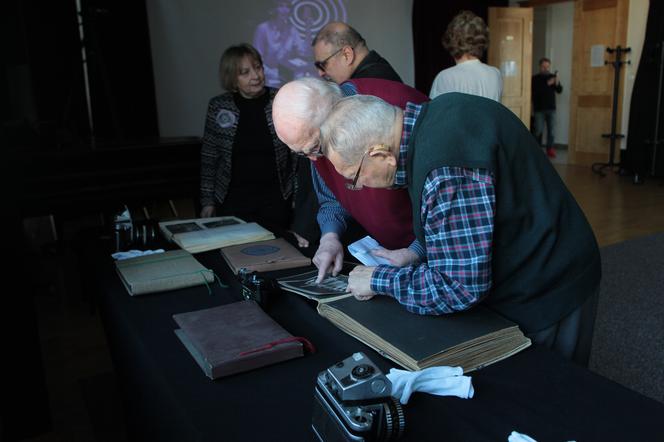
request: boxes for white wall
[146,0,414,137]
[532,8,547,74]
[546,3,574,146]
[621,0,649,150]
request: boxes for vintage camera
[312,352,405,442]
[237,268,275,308]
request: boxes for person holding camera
[532,57,563,158]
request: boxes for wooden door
[568,0,629,165]
[488,7,533,128]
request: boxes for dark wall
[2,1,191,220]
[1,0,159,150]
[82,0,159,142]
[1,0,90,148]
[412,0,508,95]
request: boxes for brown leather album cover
[220,237,311,274]
[173,301,305,379]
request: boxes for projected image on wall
[252,0,347,87]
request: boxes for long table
[97,249,664,441]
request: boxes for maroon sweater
[315,78,429,249]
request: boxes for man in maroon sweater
[273,77,428,282]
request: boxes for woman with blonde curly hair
[429,10,502,101]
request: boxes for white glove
[387,366,474,404]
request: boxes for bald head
[312,22,366,49]
[272,78,343,156]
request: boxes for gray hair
[278,77,343,128]
[320,95,397,164]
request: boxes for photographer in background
[532,57,563,158]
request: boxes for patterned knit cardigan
[200,88,295,208]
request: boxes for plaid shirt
[370,102,496,315]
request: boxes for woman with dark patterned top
[199,44,296,234]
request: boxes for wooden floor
[554,162,664,246]
[23,156,664,441]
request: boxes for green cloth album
[115,249,215,296]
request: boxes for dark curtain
[623,2,664,178]
[1,0,90,149]
[1,154,52,441]
[81,0,159,143]
[411,0,507,95]
[1,0,159,151]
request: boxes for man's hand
[371,248,420,267]
[200,205,216,218]
[348,265,377,301]
[313,232,344,283]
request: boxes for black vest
[406,93,600,333]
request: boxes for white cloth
[387,366,474,404]
[508,431,538,442]
[111,249,165,260]
[429,59,503,102]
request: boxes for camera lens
[351,364,374,380]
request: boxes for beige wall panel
[575,107,611,154]
[580,9,616,94]
[498,19,525,97]
[488,7,533,128]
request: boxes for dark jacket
[200,88,295,208]
[351,50,403,83]
[532,72,562,111]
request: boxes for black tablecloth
[97,250,664,442]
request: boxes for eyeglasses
[345,150,368,191]
[314,46,345,72]
[294,142,323,158]
[344,144,390,190]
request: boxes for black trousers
[526,288,600,367]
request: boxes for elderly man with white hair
[319,92,601,366]
[273,77,428,283]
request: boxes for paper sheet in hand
[347,236,391,266]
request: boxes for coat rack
[592,46,631,176]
